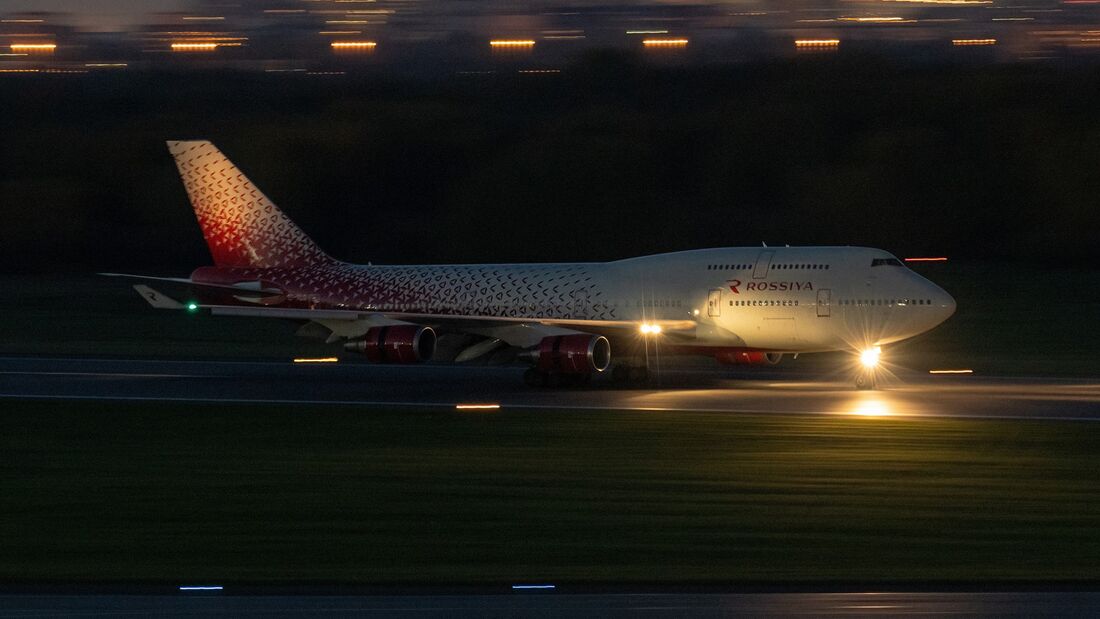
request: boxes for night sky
[2,0,188,28]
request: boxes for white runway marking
[2,392,1100,423]
[0,371,193,378]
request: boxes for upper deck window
[871,258,904,267]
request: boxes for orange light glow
[904,257,949,262]
[330,41,377,52]
[642,38,689,47]
[490,39,535,47]
[883,0,991,3]
[795,39,840,48]
[839,17,906,22]
[171,42,218,52]
[953,38,997,46]
[10,43,56,53]
[929,369,974,374]
[455,404,501,410]
[293,357,339,363]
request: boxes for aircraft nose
[926,281,956,327]
[942,291,957,319]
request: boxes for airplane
[106,140,956,389]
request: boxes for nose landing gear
[856,346,881,390]
[854,370,877,390]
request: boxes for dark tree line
[2,52,1098,274]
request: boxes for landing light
[640,323,662,335]
[860,346,881,368]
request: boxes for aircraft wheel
[523,368,544,387]
[612,364,633,385]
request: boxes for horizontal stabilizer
[101,273,285,298]
[133,285,184,309]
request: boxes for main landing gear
[523,368,592,388]
[522,364,652,388]
[611,363,650,386]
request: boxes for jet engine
[715,350,783,366]
[345,325,436,363]
[526,334,612,374]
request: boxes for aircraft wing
[126,283,695,348]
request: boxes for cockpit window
[871,258,904,267]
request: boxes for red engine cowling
[345,325,436,363]
[534,334,611,374]
[715,350,783,366]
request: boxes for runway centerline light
[860,346,881,368]
[456,403,500,410]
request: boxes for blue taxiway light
[512,584,556,590]
[179,585,223,591]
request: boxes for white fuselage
[589,246,956,353]
[183,246,956,360]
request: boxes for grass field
[3,399,1099,585]
[2,262,1098,376]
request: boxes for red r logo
[728,279,741,294]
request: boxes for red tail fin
[167,140,333,269]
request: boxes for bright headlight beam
[639,323,662,335]
[860,346,881,368]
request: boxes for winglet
[133,285,184,309]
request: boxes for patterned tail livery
[167,140,333,269]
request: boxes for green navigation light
[186,302,199,312]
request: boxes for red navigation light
[904,257,948,262]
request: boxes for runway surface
[1,356,1098,420]
[3,591,1100,617]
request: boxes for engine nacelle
[345,325,436,363]
[715,350,783,366]
[530,334,611,374]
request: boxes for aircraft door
[817,288,831,317]
[572,290,589,319]
[708,288,722,317]
[753,251,774,279]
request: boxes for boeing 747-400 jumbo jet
[108,140,956,389]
